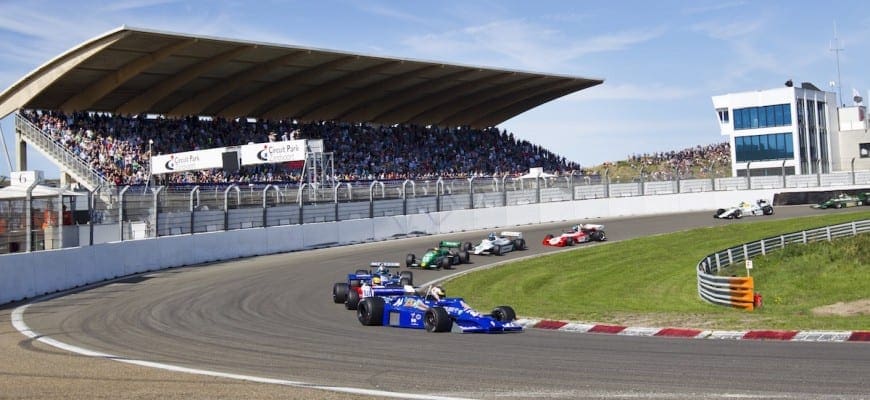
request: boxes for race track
[15,207,870,399]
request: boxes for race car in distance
[714,199,774,219]
[812,192,869,209]
[356,293,522,333]
[542,224,606,247]
[406,241,471,269]
[332,262,413,310]
[472,231,527,255]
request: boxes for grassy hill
[583,143,732,183]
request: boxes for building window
[716,108,729,123]
[861,143,870,158]
[733,104,792,130]
[735,133,794,162]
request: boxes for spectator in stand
[21,109,587,185]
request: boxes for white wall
[0,186,858,305]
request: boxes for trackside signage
[240,140,307,165]
[151,148,226,174]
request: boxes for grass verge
[444,210,870,331]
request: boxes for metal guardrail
[696,220,870,310]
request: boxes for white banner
[240,140,307,166]
[151,148,226,174]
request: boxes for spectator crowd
[22,109,731,186]
[623,143,731,180]
[21,110,585,185]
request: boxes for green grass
[445,210,870,331]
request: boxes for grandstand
[0,26,606,253]
[0,26,603,192]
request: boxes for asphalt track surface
[9,207,870,399]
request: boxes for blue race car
[356,294,522,333]
[332,262,413,310]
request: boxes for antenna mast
[830,21,844,106]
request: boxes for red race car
[542,224,607,247]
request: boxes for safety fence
[696,219,870,310]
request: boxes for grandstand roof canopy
[0,26,603,128]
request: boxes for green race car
[812,192,869,209]
[406,240,472,270]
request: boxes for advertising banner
[151,148,226,174]
[240,140,307,165]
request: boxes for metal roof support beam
[218,55,357,118]
[169,51,305,116]
[417,76,546,125]
[339,69,476,123]
[261,60,397,120]
[61,38,196,112]
[471,86,583,128]
[437,79,568,126]
[116,45,253,115]
[372,72,510,125]
[300,64,441,121]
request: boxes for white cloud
[354,3,432,26]
[563,83,697,102]
[400,19,663,72]
[682,1,747,15]
[691,18,764,40]
[102,0,180,12]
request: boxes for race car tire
[513,238,525,250]
[490,305,516,323]
[449,249,461,265]
[734,210,743,219]
[835,202,843,209]
[763,205,774,215]
[493,245,502,256]
[355,269,368,275]
[424,307,453,332]
[349,279,361,288]
[463,241,473,252]
[591,231,606,242]
[715,208,726,218]
[406,253,416,267]
[459,250,470,263]
[566,237,574,246]
[333,282,349,304]
[400,271,413,285]
[345,289,360,310]
[357,297,385,326]
[440,257,452,270]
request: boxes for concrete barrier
[5,187,862,306]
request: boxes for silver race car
[472,231,527,255]
[714,199,774,219]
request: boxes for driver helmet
[432,285,445,296]
[377,264,387,274]
[372,276,381,285]
[488,232,496,241]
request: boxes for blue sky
[2,0,870,178]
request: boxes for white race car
[714,199,774,219]
[472,231,527,255]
